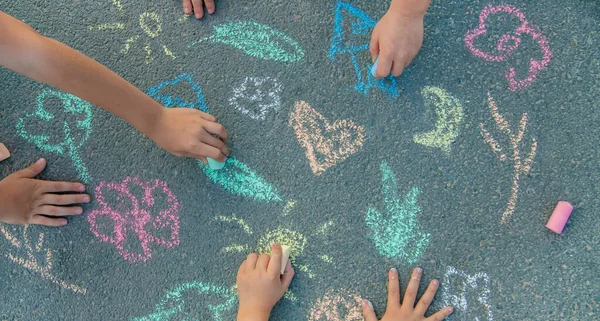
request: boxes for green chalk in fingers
[207,157,226,170]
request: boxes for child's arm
[0,11,228,163]
[370,0,431,78]
[362,267,454,321]
[237,243,295,321]
[182,0,215,19]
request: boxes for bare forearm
[0,12,162,136]
[390,0,431,17]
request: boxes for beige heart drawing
[289,101,365,175]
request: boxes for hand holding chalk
[236,243,295,321]
[0,143,10,162]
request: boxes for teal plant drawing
[16,89,93,182]
[189,21,304,63]
[413,86,464,153]
[365,162,430,263]
[132,281,236,321]
[200,157,283,202]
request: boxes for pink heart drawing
[464,4,552,91]
[290,101,365,176]
[88,177,181,263]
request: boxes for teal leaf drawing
[16,89,93,183]
[189,21,304,63]
[413,86,464,153]
[199,157,282,202]
[365,161,430,263]
[131,281,236,321]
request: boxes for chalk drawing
[91,2,175,64]
[465,4,552,91]
[146,75,282,202]
[189,21,304,63]
[290,101,365,176]
[480,93,536,223]
[229,76,282,120]
[215,214,252,235]
[87,177,181,263]
[146,73,209,112]
[413,87,464,153]
[308,288,363,321]
[0,224,87,294]
[441,266,494,321]
[200,157,283,202]
[329,1,399,96]
[365,161,430,264]
[132,281,236,321]
[16,89,93,183]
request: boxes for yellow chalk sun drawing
[89,1,175,64]
[216,201,334,302]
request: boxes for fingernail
[195,13,201,18]
[61,220,68,226]
[447,306,454,313]
[83,196,90,203]
[184,7,191,13]
[76,208,83,214]
[78,185,86,192]
[432,279,439,286]
[362,300,373,309]
[36,158,45,165]
[390,267,397,274]
[415,267,422,274]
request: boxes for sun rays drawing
[216,201,334,301]
[89,1,175,64]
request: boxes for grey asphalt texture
[0,0,599,320]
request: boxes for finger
[375,54,393,78]
[191,0,204,19]
[245,253,258,271]
[182,0,192,14]
[267,243,282,276]
[414,279,439,316]
[36,205,83,217]
[15,158,46,178]
[387,268,401,310]
[204,0,215,14]
[38,193,90,206]
[237,259,246,277]
[256,253,271,271]
[29,215,67,227]
[198,145,227,162]
[391,59,405,77]
[402,267,422,307]
[426,306,454,321]
[204,122,229,142]
[198,111,216,122]
[369,34,379,62]
[362,300,378,321]
[202,134,229,157]
[198,156,208,164]
[39,180,86,194]
[280,260,295,290]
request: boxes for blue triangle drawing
[146,73,210,113]
[329,1,399,97]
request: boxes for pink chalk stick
[546,201,573,234]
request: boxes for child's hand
[182,0,215,19]
[362,268,454,321]
[148,108,229,164]
[369,9,424,78]
[237,243,295,321]
[0,158,89,226]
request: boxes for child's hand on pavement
[148,108,229,164]
[237,243,295,321]
[362,267,454,321]
[370,8,425,78]
[182,0,215,19]
[0,158,89,226]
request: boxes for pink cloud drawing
[88,177,181,263]
[465,4,552,91]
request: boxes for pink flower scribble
[88,177,181,263]
[465,5,552,91]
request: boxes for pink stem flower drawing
[465,4,552,91]
[480,93,537,223]
[88,177,181,263]
[0,224,87,294]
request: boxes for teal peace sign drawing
[16,89,93,182]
